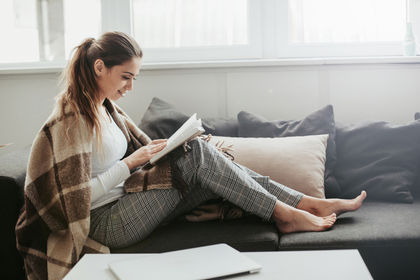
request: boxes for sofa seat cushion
[278,200,420,280]
[112,216,279,253]
[279,200,420,249]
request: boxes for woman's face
[95,57,142,103]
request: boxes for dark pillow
[237,105,340,198]
[139,97,238,140]
[334,120,420,203]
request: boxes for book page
[150,114,205,164]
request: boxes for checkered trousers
[89,139,303,250]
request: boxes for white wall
[1,61,420,157]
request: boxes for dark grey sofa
[2,100,420,280]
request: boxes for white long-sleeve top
[90,116,130,210]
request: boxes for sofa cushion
[237,105,340,198]
[208,135,328,198]
[139,97,238,139]
[278,200,420,280]
[334,120,420,203]
[112,216,279,253]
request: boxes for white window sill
[1,56,420,75]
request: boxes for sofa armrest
[0,145,30,211]
[0,145,31,280]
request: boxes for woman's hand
[123,139,167,170]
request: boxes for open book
[149,113,205,165]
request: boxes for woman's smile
[118,89,126,97]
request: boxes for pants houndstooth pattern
[89,139,303,250]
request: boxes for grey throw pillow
[237,105,340,198]
[139,97,238,140]
[334,119,420,203]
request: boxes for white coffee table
[64,249,373,280]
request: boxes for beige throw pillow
[208,134,329,198]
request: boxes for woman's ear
[94,59,105,76]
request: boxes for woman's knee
[183,138,207,162]
[189,138,218,156]
[189,138,207,150]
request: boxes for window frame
[115,0,263,63]
[276,0,419,58]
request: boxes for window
[129,0,262,62]
[278,0,410,58]
[0,0,101,64]
[63,0,102,59]
[132,0,248,49]
[289,0,406,44]
[0,0,39,63]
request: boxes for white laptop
[108,243,262,280]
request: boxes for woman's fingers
[124,141,167,169]
[147,142,167,156]
[151,140,167,150]
[151,142,167,149]
[150,139,167,144]
[152,143,166,153]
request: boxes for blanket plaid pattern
[15,99,173,280]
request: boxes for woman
[16,31,366,280]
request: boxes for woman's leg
[89,187,201,250]
[296,191,367,217]
[182,139,367,232]
[271,201,337,233]
[90,139,340,249]
[237,163,367,218]
[234,163,303,207]
[173,139,337,233]
[170,139,279,222]
[89,138,279,249]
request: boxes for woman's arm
[91,139,167,203]
[91,161,131,203]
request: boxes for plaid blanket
[15,99,173,280]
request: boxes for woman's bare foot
[297,191,367,217]
[272,201,337,233]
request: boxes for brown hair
[56,31,142,149]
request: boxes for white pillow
[208,134,328,198]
